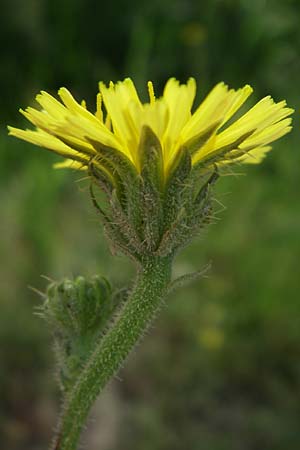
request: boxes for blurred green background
[1,0,300,449]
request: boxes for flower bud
[43,275,114,391]
[45,275,112,336]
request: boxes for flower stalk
[52,255,173,450]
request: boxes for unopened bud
[42,275,114,392]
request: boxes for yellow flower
[8,78,293,177]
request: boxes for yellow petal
[54,159,88,170]
[234,146,272,165]
[8,127,89,163]
[180,82,230,141]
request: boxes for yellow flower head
[8,78,294,259]
[8,77,293,179]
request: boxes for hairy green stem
[51,255,173,450]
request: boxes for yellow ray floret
[8,78,293,177]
